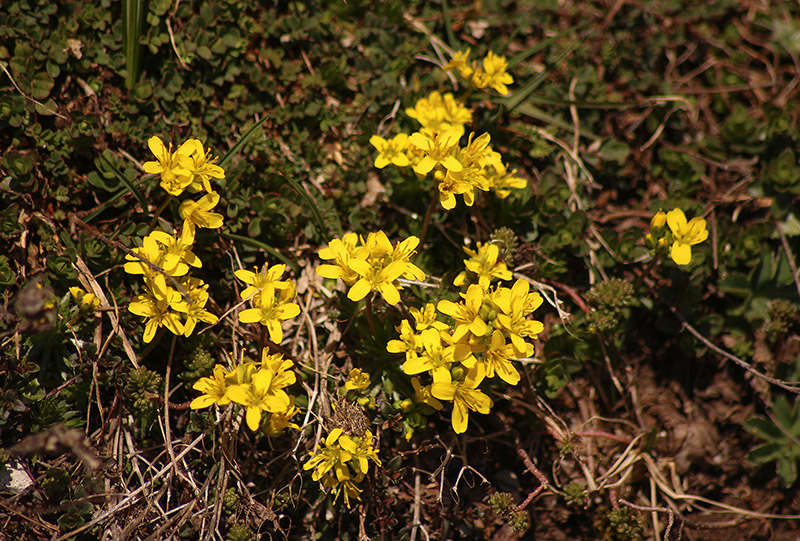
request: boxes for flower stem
[365,293,378,338]
[418,193,439,248]
[148,196,174,232]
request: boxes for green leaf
[745,416,784,441]
[772,396,799,433]
[777,456,798,487]
[30,71,54,100]
[597,138,630,163]
[747,441,782,465]
[717,274,752,297]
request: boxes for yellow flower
[69,286,100,311]
[651,210,667,229]
[143,136,194,196]
[124,232,188,283]
[369,133,411,168]
[303,428,353,481]
[486,162,527,198]
[408,129,463,175]
[411,376,443,411]
[493,279,544,356]
[443,49,474,79]
[387,319,422,362]
[341,429,381,475]
[181,139,225,193]
[431,365,493,434]
[234,263,291,302]
[345,368,371,391]
[402,328,456,383]
[316,233,364,286]
[409,303,449,332]
[666,208,708,265]
[453,243,512,289]
[472,51,514,95]
[323,474,363,509]
[238,282,301,343]
[437,284,489,342]
[148,228,201,269]
[318,232,424,306]
[171,277,218,337]
[226,366,294,431]
[405,91,472,134]
[179,191,224,230]
[391,235,426,281]
[190,365,232,409]
[346,232,409,305]
[128,288,184,343]
[482,330,521,385]
[264,399,301,437]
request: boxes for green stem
[148,196,174,232]
[365,294,378,339]
[418,193,439,248]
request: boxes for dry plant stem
[632,254,661,291]
[514,442,553,511]
[417,193,439,249]
[0,60,66,118]
[410,463,429,541]
[618,497,775,539]
[598,339,626,397]
[670,306,800,393]
[776,219,800,299]
[73,254,139,367]
[641,453,800,520]
[293,288,323,456]
[55,426,215,540]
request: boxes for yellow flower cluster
[303,427,381,508]
[646,208,708,266]
[343,368,376,408]
[316,231,425,306]
[124,226,218,343]
[443,49,514,96]
[69,286,100,311]
[235,263,300,344]
[388,252,543,433]
[124,136,227,343]
[370,50,525,210]
[453,242,513,289]
[144,136,225,232]
[190,349,300,435]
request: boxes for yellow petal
[670,242,692,265]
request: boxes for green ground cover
[2,0,800,539]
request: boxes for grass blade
[219,116,270,168]
[272,173,341,242]
[440,0,457,50]
[506,21,593,68]
[122,0,147,90]
[221,233,299,273]
[98,153,150,219]
[503,35,586,113]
